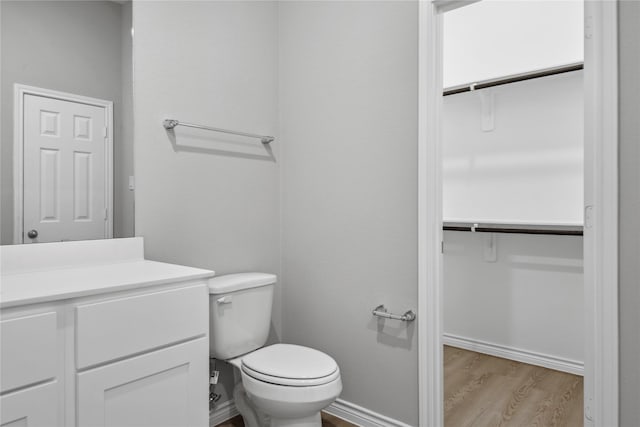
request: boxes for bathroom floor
[214,347,582,427]
[444,346,584,426]
[214,412,356,427]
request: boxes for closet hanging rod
[163,119,274,144]
[443,62,584,97]
[443,222,583,236]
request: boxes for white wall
[443,71,584,225]
[279,2,419,424]
[0,1,133,243]
[443,0,583,88]
[618,1,640,424]
[443,231,584,368]
[132,0,280,404]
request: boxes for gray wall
[0,1,133,244]
[117,2,134,239]
[132,1,280,404]
[279,2,419,424]
[133,2,417,418]
[618,1,640,425]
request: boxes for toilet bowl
[208,273,342,427]
[229,344,342,427]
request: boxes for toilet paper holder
[372,304,416,322]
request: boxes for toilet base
[234,382,322,427]
[233,380,269,427]
[269,412,321,427]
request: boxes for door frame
[13,84,114,244]
[417,1,619,426]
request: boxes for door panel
[76,339,208,427]
[22,94,107,243]
[0,312,57,393]
[0,382,59,427]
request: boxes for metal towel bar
[163,119,274,144]
[372,304,416,322]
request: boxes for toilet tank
[208,272,276,360]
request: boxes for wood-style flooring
[444,346,584,427]
[215,347,583,427]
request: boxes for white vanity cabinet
[74,283,209,427]
[0,238,214,427]
[0,309,63,426]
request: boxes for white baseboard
[324,399,413,427]
[209,399,239,427]
[209,398,411,427]
[443,333,584,376]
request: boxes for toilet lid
[241,344,340,387]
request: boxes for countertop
[1,260,215,309]
[0,238,215,309]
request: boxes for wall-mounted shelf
[443,221,583,236]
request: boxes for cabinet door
[0,382,59,427]
[77,338,208,427]
[1,312,57,393]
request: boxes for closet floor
[444,346,584,427]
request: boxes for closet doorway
[417,1,619,426]
[442,1,584,425]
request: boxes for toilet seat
[241,343,339,387]
[242,364,340,387]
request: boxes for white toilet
[208,273,342,427]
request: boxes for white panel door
[77,339,208,427]
[0,382,59,427]
[22,94,108,243]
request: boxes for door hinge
[103,126,108,138]
[104,208,108,220]
[585,14,593,39]
[585,205,594,229]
